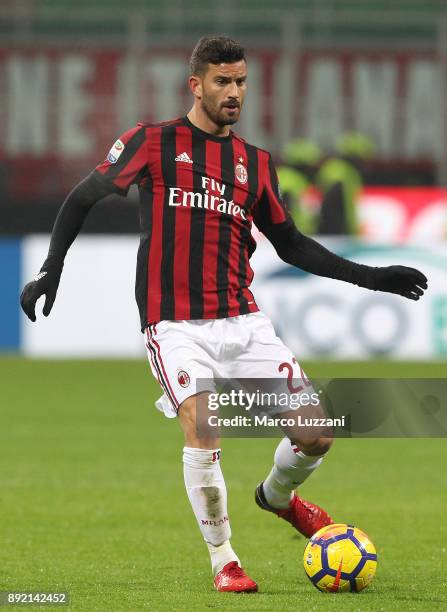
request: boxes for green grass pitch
[1,357,447,611]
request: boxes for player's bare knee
[291,435,333,456]
[179,395,220,449]
[316,436,333,455]
[178,399,196,426]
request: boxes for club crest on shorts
[235,162,248,184]
[177,370,190,388]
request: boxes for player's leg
[144,321,256,591]
[261,430,332,512]
[178,392,257,592]
[256,422,333,537]
[178,391,235,572]
[222,312,333,536]
[262,397,333,509]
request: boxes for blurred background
[2,6,447,608]
[1,0,447,362]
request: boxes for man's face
[195,60,247,127]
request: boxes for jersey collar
[182,115,233,143]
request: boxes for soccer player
[21,36,427,593]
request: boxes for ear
[189,75,202,99]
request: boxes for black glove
[20,265,63,322]
[373,266,427,300]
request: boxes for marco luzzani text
[206,390,346,428]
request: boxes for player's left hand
[373,265,428,300]
[20,267,62,322]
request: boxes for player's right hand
[20,267,62,322]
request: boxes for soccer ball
[303,523,377,593]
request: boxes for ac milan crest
[235,163,248,184]
[177,370,190,388]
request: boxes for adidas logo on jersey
[175,152,193,164]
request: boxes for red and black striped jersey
[94,116,291,329]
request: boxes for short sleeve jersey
[94,116,292,329]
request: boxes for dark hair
[189,36,246,76]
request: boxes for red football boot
[214,561,258,593]
[255,482,333,538]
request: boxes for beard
[201,94,241,127]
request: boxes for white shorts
[144,311,313,418]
